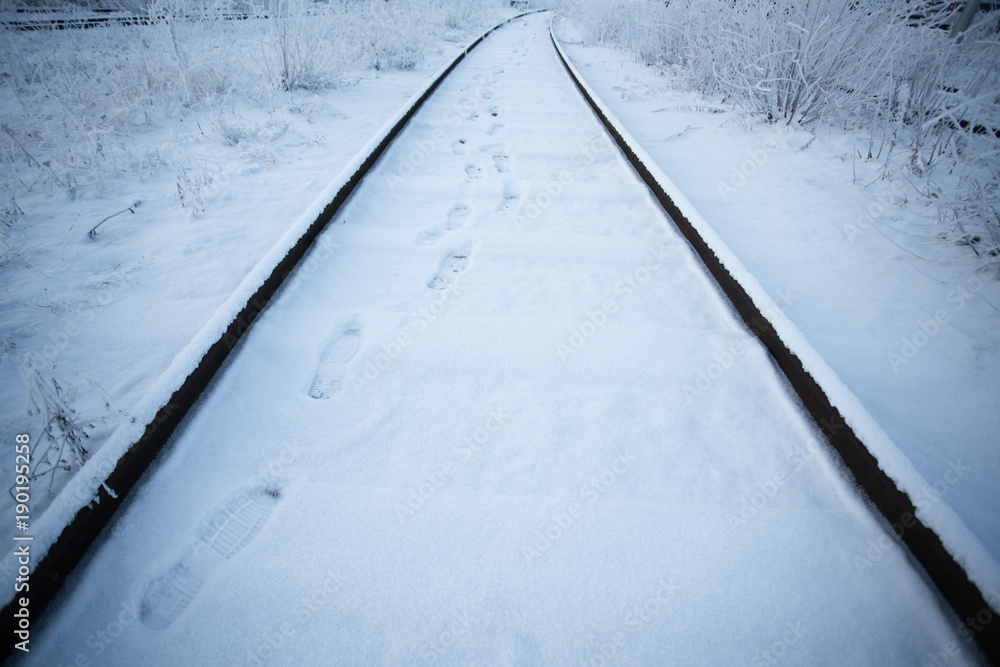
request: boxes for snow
[551,19,1000,600]
[0,13,512,558]
[18,14,988,666]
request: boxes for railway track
[549,22,1000,667]
[4,10,998,666]
[0,9,544,662]
[0,9,265,31]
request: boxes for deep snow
[553,19,1000,601]
[0,15,506,534]
[18,14,988,667]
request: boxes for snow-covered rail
[0,9,544,661]
[549,22,1000,667]
[0,9,155,30]
[6,11,996,666]
[0,11,258,30]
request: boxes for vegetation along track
[3,9,997,665]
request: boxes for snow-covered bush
[564,0,1000,266]
[248,0,391,91]
[0,0,509,197]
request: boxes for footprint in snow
[446,203,471,230]
[499,181,520,211]
[428,244,471,290]
[415,204,471,246]
[139,485,280,630]
[486,122,504,136]
[465,163,483,180]
[415,227,445,246]
[450,138,467,155]
[492,153,511,173]
[487,105,500,118]
[308,321,362,399]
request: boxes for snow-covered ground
[553,20,1000,599]
[0,7,512,528]
[19,14,988,667]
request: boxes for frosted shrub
[0,3,242,195]
[0,0,510,209]
[571,0,918,125]
[565,0,1000,266]
[357,0,428,71]
[443,1,485,31]
[249,0,354,91]
[438,0,510,32]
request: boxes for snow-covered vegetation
[563,0,1000,267]
[0,0,510,519]
[0,0,507,222]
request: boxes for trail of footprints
[139,485,280,629]
[416,203,471,246]
[139,60,533,630]
[139,258,474,629]
[308,228,472,399]
[139,244,473,627]
[303,63,518,402]
[418,65,519,252]
[138,52,553,631]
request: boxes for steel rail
[0,10,547,663]
[548,21,999,666]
